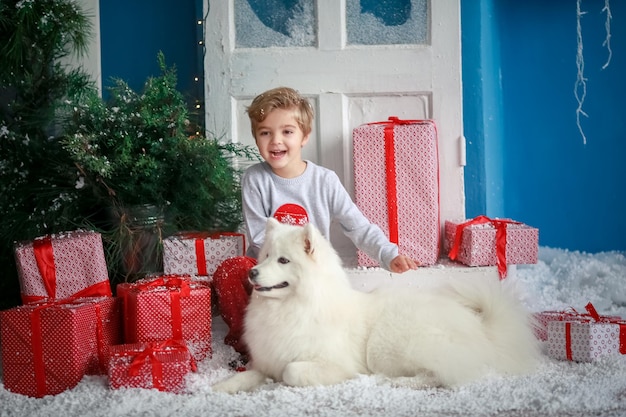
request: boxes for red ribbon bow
[448,215,521,279]
[127,340,197,391]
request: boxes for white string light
[575,0,588,145]
[601,0,612,70]
[574,0,612,145]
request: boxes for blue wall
[463,0,626,252]
[99,0,201,98]
[100,1,626,253]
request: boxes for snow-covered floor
[2,247,626,417]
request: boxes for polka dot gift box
[353,118,440,267]
[117,275,212,361]
[14,230,112,304]
[0,297,120,397]
[163,232,245,278]
[444,216,539,279]
[546,319,626,362]
[108,340,197,393]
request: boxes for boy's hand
[389,255,420,273]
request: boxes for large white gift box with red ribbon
[0,296,121,397]
[353,117,440,267]
[163,232,245,278]
[14,230,112,304]
[444,216,538,278]
[108,340,197,393]
[116,275,212,361]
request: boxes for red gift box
[0,300,103,397]
[80,296,123,374]
[108,340,197,393]
[546,312,626,362]
[117,275,212,361]
[353,117,440,267]
[163,232,245,277]
[14,230,112,304]
[444,216,539,278]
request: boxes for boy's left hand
[389,255,420,273]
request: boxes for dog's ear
[265,217,281,235]
[303,223,317,256]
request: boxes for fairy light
[574,0,612,145]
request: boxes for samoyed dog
[212,218,540,393]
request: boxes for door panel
[204,0,464,264]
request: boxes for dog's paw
[212,370,268,393]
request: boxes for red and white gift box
[117,275,212,361]
[547,320,626,362]
[163,232,245,278]
[14,230,112,304]
[444,216,538,278]
[0,297,120,397]
[533,303,622,341]
[544,302,626,362]
[108,340,197,393]
[353,117,440,267]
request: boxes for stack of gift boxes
[0,230,244,397]
[352,116,624,362]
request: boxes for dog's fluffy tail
[442,276,541,375]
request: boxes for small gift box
[532,303,622,341]
[14,230,112,304]
[163,232,245,277]
[117,275,212,361]
[545,302,626,362]
[108,340,197,393]
[353,117,440,267]
[0,299,102,397]
[444,216,539,278]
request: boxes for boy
[214,87,418,358]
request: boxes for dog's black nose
[248,268,258,280]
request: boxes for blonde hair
[246,87,314,136]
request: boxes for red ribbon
[194,239,207,275]
[127,340,197,391]
[22,280,112,304]
[29,303,51,397]
[448,215,521,279]
[32,237,57,300]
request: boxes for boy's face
[253,107,310,178]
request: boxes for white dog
[212,218,540,393]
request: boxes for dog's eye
[278,257,290,264]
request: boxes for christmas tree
[0,1,257,309]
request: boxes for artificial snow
[1,246,626,416]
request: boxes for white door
[204,0,464,265]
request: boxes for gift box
[0,299,106,397]
[14,230,112,304]
[81,296,123,374]
[108,340,197,393]
[117,275,212,361]
[444,216,538,278]
[546,320,626,362]
[353,117,440,267]
[163,232,245,277]
[532,303,622,341]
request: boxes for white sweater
[241,161,398,270]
